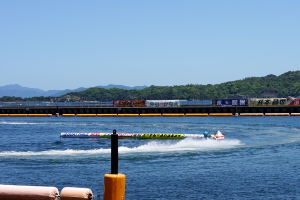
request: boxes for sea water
[0,116,299,199]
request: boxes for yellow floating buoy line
[59,113,233,117]
[0,114,52,117]
[1,113,298,117]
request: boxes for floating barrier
[239,113,264,116]
[209,113,233,116]
[76,114,97,117]
[162,113,185,117]
[7,112,300,117]
[0,185,95,200]
[264,113,290,116]
[185,113,208,116]
[62,114,76,117]
[0,185,59,200]
[0,114,52,117]
[97,114,118,117]
[118,114,139,117]
[291,113,300,116]
[140,113,161,117]
[27,114,52,117]
[60,187,93,200]
[60,131,225,140]
[9,114,27,117]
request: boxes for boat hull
[60,132,225,140]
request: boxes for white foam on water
[0,139,242,159]
[0,121,39,125]
[119,138,242,153]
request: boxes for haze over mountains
[0,84,147,98]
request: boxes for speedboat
[60,130,225,140]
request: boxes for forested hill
[58,71,300,101]
[1,71,299,102]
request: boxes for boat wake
[0,139,242,159]
[120,138,242,153]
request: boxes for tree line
[1,71,300,102]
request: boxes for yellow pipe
[76,114,97,117]
[62,114,76,117]
[140,113,161,117]
[209,113,233,116]
[9,114,27,117]
[0,114,9,117]
[162,113,185,117]
[27,114,52,117]
[97,114,117,117]
[117,114,139,117]
[185,113,208,116]
[103,173,126,200]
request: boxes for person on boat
[203,131,208,139]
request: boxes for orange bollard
[103,173,126,200]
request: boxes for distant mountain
[0,84,59,98]
[96,84,147,90]
[57,70,300,101]
[0,84,148,98]
[51,84,147,97]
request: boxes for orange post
[103,173,126,200]
[103,130,126,200]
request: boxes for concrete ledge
[240,113,264,116]
[264,113,290,116]
[209,113,233,116]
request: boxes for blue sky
[0,1,299,91]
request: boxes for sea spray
[0,139,242,159]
